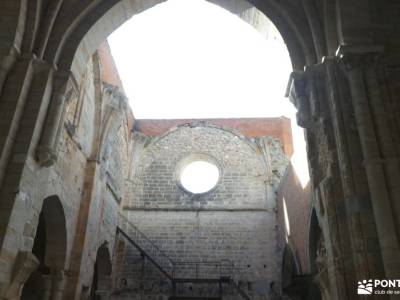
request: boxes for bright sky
[180,161,220,193]
[108,0,309,186]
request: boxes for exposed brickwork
[98,41,124,91]
[0,53,133,299]
[135,117,294,157]
[98,40,135,134]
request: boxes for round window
[179,160,220,194]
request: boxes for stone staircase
[117,214,252,300]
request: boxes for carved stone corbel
[288,72,311,128]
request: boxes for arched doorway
[21,196,67,299]
[90,243,112,300]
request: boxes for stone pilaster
[36,70,77,167]
[337,45,400,280]
[289,64,352,299]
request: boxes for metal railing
[173,260,234,280]
[117,213,252,299]
[117,213,174,280]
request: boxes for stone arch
[90,242,112,300]
[40,195,68,270]
[27,0,320,175]
[20,195,67,299]
[40,0,318,80]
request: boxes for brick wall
[134,117,293,157]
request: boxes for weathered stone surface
[128,124,287,210]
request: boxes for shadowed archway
[90,243,112,300]
[21,195,67,299]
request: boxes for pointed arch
[39,0,316,81]
[39,195,68,270]
[90,242,112,299]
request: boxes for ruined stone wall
[0,49,133,299]
[118,123,289,299]
[15,57,101,275]
[128,124,286,209]
[0,38,300,299]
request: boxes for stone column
[324,55,388,287]
[290,47,400,298]
[337,45,400,280]
[289,67,352,299]
[289,56,396,298]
